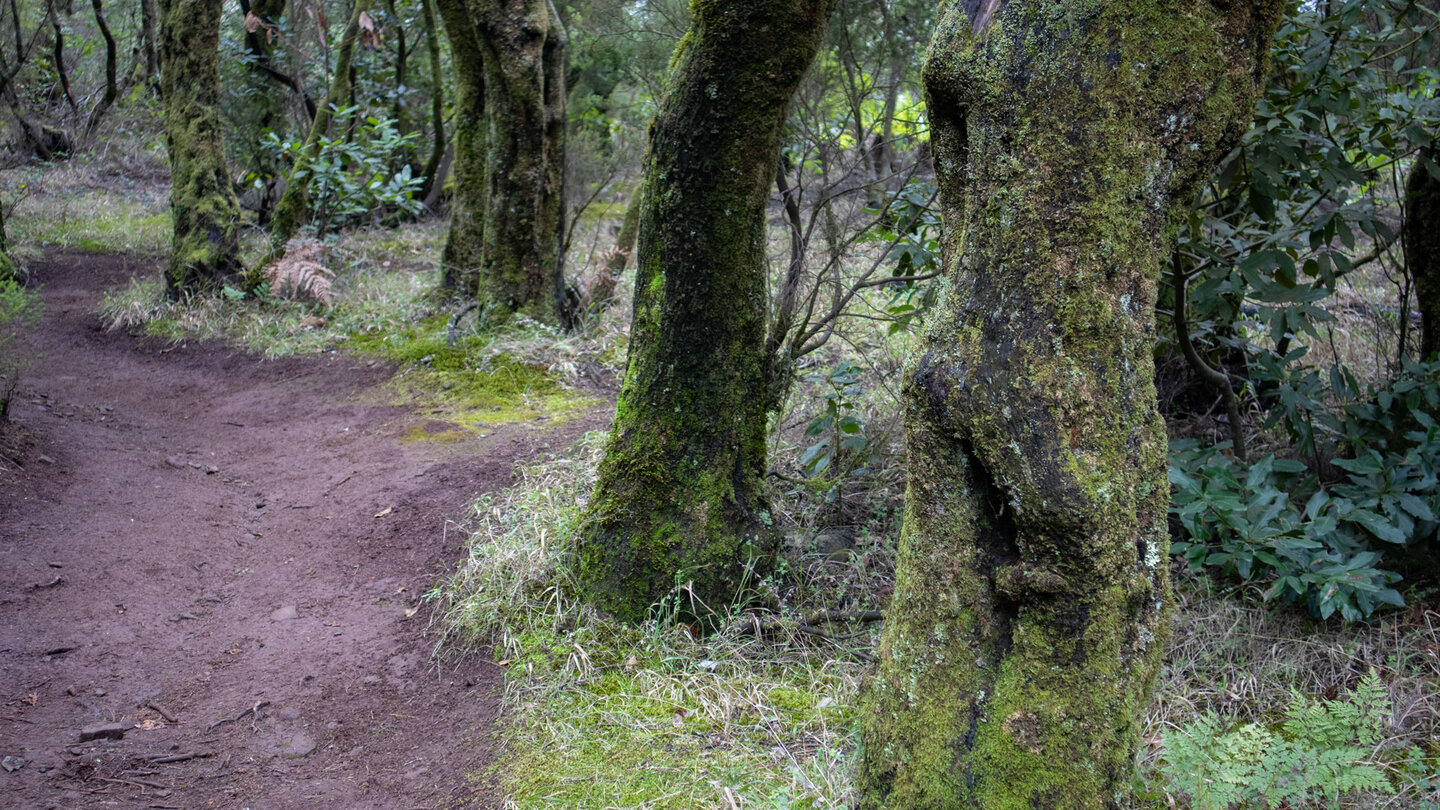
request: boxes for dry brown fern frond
[263,239,336,306]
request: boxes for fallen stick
[145,701,177,723]
[148,751,213,765]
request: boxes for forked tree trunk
[83,0,119,139]
[435,0,567,323]
[1406,146,1440,360]
[576,0,834,624]
[158,0,244,295]
[856,0,1284,805]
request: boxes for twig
[145,700,177,723]
[98,776,167,790]
[148,751,213,765]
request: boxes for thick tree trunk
[856,0,1284,806]
[158,0,244,295]
[476,0,567,322]
[434,0,488,292]
[435,0,567,323]
[418,0,446,201]
[1407,146,1440,360]
[268,0,371,252]
[576,0,834,624]
[140,0,159,81]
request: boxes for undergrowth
[435,442,1440,808]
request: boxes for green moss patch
[347,315,597,435]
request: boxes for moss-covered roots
[436,0,566,325]
[158,0,244,296]
[575,0,834,625]
[855,0,1284,806]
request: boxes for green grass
[2,163,172,259]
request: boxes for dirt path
[0,253,589,809]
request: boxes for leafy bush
[260,109,423,237]
[1161,671,1405,809]
[0,277,41,422]
[1171,360,1440,621]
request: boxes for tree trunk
[140,0,159,82]
[605,188,641,276]
[418,0,446,201]
[476,0,568,322]
[856,0,1284,805]
[83,0,118,139]
[158,0,245,295]
[1406,146,1440,360]
[268,0,371,252]
[576,0,834,624]
[434,0,488,292]
[47,0,78,113]
[435,0,567,323]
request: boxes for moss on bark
[0,205,15,283]
[576,0,834,624]
[856,0,1284,805]
[1407,146,1440,361]
[158,0,244,296]
[436,0,489,293]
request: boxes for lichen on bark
[856,0,1285,805]
[576,0,834,624]
[158,0,245,296]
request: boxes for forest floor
[0,251,600,809]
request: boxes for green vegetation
[0,277,42,421]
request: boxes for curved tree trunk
[82,0,118,139]
[1406,146,1440,360]
[268,0,371,253]
[434,0,489,292]
[158,0,244,295]
[856,0,1284,806]
[576,0,834,624]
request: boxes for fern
[1162,671,1402,809]
[262,238,336,306]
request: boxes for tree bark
[158,0,245,295]
[576,0,834,624]
[0,204,16,283]
[47,0,78,113]
[268,0,372,252]
[1406,146,1440,360]
[140,0,159,81]
[856,0,1284,805]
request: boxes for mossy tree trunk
[269,0,371,253]
[576,0,834,624]
[856,0,1284,806]
[158,0,245,295]
[435,0,489,292]
[1406,146,1440,360]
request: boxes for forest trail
[0,253,587,809]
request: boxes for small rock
[78,722,128,742]
[2,755,25,772]
[270,605,298,622]
[92,688,107,697]
[37,455,55,465]
[280,733,316,759]
[164,456,185,470]
[64,685,76,696]
[361,675,380,686]
[278,706,301,721]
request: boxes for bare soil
[0,252,594,809]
